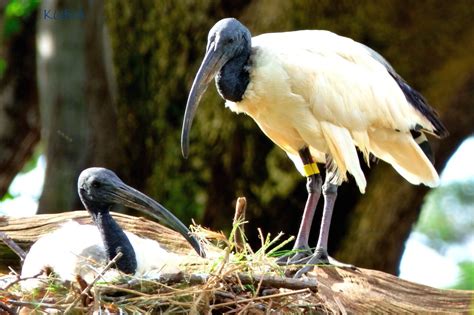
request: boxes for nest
[0,218,328,314]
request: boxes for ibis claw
[293,264,315,279]
[292,247,356,278]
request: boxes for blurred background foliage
[0,0,39,77]
[416,178,474,289]
[418,180,474,248]
[3,0,39,38]
[0,0,472,288]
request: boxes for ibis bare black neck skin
[215,45,251,102]
[88,206,137,274]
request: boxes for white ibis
[181,18,447,276]
[20,168,205,289]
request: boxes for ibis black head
[78,167,205,258]
[181,18,251,158]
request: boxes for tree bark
[37,0,120,213]
[0,213,472,313]
[0,5,40,198]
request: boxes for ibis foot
[275,247,312,266]
[292,247,356,278]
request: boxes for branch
[157,271,317,291]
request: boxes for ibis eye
[91,180,101,188]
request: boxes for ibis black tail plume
[390,74,448,138]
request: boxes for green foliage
[416,180,474,251]
[3,0,40,39]
[0,190,15,202]
[416,179,474,290]
[451,261,474,290]
[0,0,39,80]
[0,58,6,78]
[20,149,41,174]
[0,148,41,202]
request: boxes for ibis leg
[277,147,322,265]
[293,173,322,250]
[294,172,354,278]
[315,179,337,256]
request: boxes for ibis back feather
[226,30,443,191]
[20,221,182,290]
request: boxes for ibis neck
[90,210,137,274]
[216,50,250,102]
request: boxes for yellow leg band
[303,162,320,177]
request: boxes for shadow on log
[0,212,473,313]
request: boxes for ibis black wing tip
[435,124,449,139]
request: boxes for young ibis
[21,168,205,288]
[181,18,447,276]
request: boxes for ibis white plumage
[181,18,447,276]
[21,168,205,289]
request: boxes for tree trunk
[37,0,120,213]
[0,4,40,199]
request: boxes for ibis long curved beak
[181,42,229,158]
[110,183,206,258]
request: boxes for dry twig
[232,197,247,252]
[0,231,26,260]
[64,252,123,313]
[211,287,311,309]
[0,301,15,315]
[6,299,86,312]
[2,270,45,290]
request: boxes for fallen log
[0,212,472,313]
